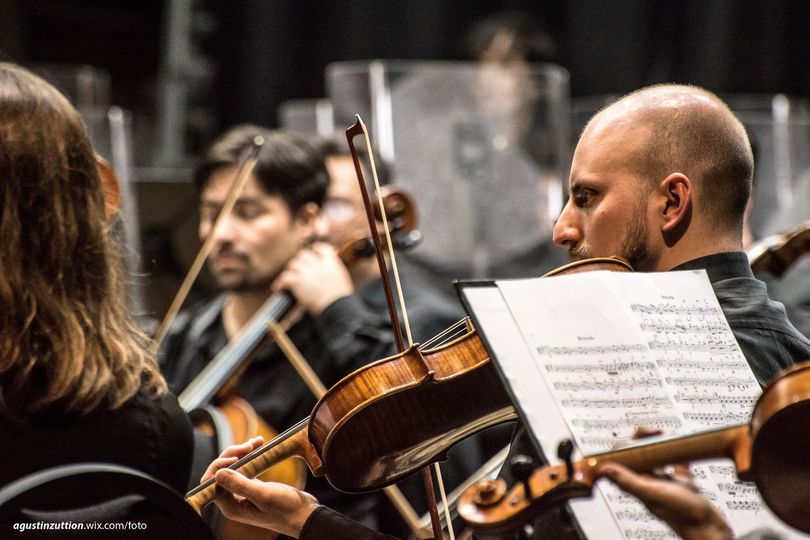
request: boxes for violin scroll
[748,221,810,276]
[337,185,422,264]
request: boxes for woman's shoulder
[0,387,194,493]
[124,387,193,441]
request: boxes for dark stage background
[2,0,809,163]
[3,0,809,318]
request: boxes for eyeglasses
[321,198,359,224]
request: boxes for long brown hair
[0,63,166,421]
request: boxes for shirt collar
[671,251,753,282]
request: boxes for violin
[748,220,810,276]
[185,257,631,512]
[457,360,810,535]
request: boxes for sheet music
[460,270,806,539]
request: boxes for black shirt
[1,389,194,495]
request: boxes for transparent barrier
[81,107,145,313]
[278,98,336,138]
[327,60,571,295]
[29,64,111,110]
[731,95,810,238]
[30,61,145,312]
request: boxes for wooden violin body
[186,257,631,511]
[186,319,509,509]
[310,319,513,492]
[457,360,810,534]
[748,220,810,276]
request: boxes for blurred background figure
[326,12,570,302]
[742,108,810,339]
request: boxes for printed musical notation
[658,358,745,371]
[488,270,799,539]
[553,378,662,392]
[545,360,656,373]
[579,436,626,450]
[726,500,766,513]
[709,464,736,476]
[615,509,656,523]
[665,376,758,389]
[537,343,648,356]
[682,411,749,425]
[561,396,672,409]
[630,303,722,316]
[648,334,738,353]
[673,392,756,406]
[717,482,760,496]
[571,415,682,433]
[639,321,728,334]
[624,529,677,539]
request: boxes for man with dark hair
[198,85,810,539]
[158,125,398,534]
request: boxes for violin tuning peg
[509,454,536,499]
[557,439,575,481]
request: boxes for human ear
[659,173,691,232]
[295,202,321,241]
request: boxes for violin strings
[428,321,467,348]
[231,418,309,469]
[420,319,467,350]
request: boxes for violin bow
[152,137,265,348]
[347,115,455,540]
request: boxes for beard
[619,211,656,272]
[567,211,657,272]
[215,271,275,293]
[209,248,275,293]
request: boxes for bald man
[501,83,810,539]
[549,83,808,384]
[200,85,810,540]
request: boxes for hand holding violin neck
[186,421,322,513]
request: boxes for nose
[552,200,581,248]
[201,212,237,245]
[313,214,331,241]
